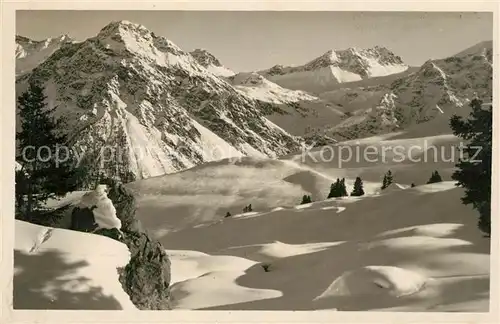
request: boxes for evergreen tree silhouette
[351,177,365,196]
[450,99,492,235]
[426,171,443,184]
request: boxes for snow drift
[14,220,136,309]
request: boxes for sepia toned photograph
[7,7,494,316]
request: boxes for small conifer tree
[300,195,312,204]
[381,170,393,190]
[351,177,365,196]
[426,171,443,184]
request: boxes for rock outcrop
[103,179,171,309]
[119,231,171,310]
[64,181,171,310]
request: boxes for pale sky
[16,11,492,72]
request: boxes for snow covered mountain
[258,46,409,93]
[15,21,302,182]
[325,41,493,140]
[230,72,319,104]
[16,34,73,75]
[190,48,235,77]
[189,49,319,105]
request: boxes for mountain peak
[190,48,235,77]
[190,48,223,68]
[100,20,149,32]
[304,46,406,75]
[258,45,408,92]
[97,20,153,43]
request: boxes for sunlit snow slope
[125,132,490,311]
[14,220,137,310]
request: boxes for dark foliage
[426,170,443,184]
[301,195,312,204]
[350,177,365,197]
[16,82,88,222]
[381,170,393,190]
[450,99,492,236]
[328,178,348,198]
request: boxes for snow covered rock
[38,182,172,310]
[77,185,122,230]
[105,179,142,232]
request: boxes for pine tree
[351,177,365,196]
[426,171,443,184]
[450,99,492,235]
[386,170,393,186]
[225,211,231,218]
[327,179,340,198]
[411,183,416,188]
[248,204,252,212]
[16,83,85,221]
[340,178,348,197]
[300,195,312,204]
[328,178,349,198]
[381,170,393,190]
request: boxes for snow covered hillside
[14,220,136,310]
[258,46,409,94]
[15,20,302,182]
[126,150,489,310]
[230,72,319,104]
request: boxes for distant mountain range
[15,20,493,182]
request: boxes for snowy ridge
[230,72,319,104]
[258,46,408,93]
[15,20,302,182]
[16,34,74,75]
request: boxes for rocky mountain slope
[15,21,302,182]
[323,41,493,140]
[258,46,409,93]
[190,49,323,105]
[190,50,348,137]
[190,48,235,78]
